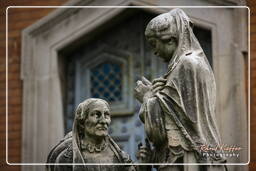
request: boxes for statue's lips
[96,126,108,131]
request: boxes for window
[90,62,122,102]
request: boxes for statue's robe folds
[139,52,227,171]
[46,133,136,171]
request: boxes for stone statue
[135,9,227,171]
[46,98,137,171]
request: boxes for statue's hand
[136,139,152,163]
[134,80,152,103]
[152,77,167,93]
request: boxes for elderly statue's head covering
[72,98,110,164]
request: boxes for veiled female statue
[47,98,137,171]
[135,9,227,171]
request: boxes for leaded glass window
[90,62,122,102]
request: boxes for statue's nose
[99,114,108,123]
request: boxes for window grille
[90,62,122,102]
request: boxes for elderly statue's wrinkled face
[84,100,111,138]
[147,36,177,62]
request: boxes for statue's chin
[162,57,170,63]
[163,59,170,63]
[164,55,173,63]
[158,54,171,63]
[94,130,108,137]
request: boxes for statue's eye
[104,112,110,118]
[149,39,156,47]
[161,37,176,44]
[162,38,171,43]
[94,111,101,118]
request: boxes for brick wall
[0,1,68,171]
[248,0,256,170]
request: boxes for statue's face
[145,14,178,63]
[84,100,111,138]
[147,36,177,63]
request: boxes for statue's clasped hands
[134,77,152,103]
[152,77,167,93]
[134,77,167,103]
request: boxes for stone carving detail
[135,9,228,171]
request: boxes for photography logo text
[199,144,242,158]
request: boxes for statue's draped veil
[167,9,205,71]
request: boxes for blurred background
[0,0,253,171]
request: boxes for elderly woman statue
[47,98,137,171]
[135,9,227,171]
